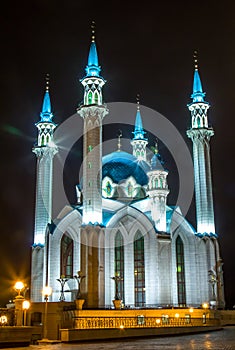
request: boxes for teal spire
[191,51,206,103]
[150,141,164,170]
[85,21,101,77]
[132,95,147,140]
[40,74,53,121]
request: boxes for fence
[73,316,220,330]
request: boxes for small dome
[102,151,150,186]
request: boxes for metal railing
[73,316,220,330]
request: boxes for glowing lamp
[189,308,194,313]
[14,281,24,296]
[22,300,30,326]
[0,315,7,325]
[175,313,180,318]
[22,300,30,310]
[202,302,209,309]
[42,286,52,299]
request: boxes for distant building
[30,35,225,309]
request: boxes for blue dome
[102,151,150,186]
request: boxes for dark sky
[0,1,234,307]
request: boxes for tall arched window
[41,134,45,146]
[46,134,50,144]
[94,91,99,104]
[134,232,145,307]
[176,236,186,306]
[87,91,93,105]
[61,234,73,278]
[115,232,124,301]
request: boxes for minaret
[77,23,108,224]
[131,95,148,161]
[147,142,169,232]
[187,53,215,234]
[32,75,57,245]
[31,75,57,301]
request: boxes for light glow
[0,316,7,325]
[42,286,52,297]
[202,302,209,309]
[14,281,24,295]
[22,300,31,310]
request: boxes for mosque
[30,33,225,309]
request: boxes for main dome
[102,151,150,186]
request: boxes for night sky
[0,1,234,308]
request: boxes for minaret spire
[91,20,95,42]
[191,51,205,103]
[131,95,148,161]
[147,139,169,232]
[85,21,101,78]
[187,54,215,234]
[77,27,108,224]
[40,74,53,122]
[31,75,58,301]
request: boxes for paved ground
[4,326,235,350]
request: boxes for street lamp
[14,281,25,326]
[22,300,30,326]
[14,281,24,297]
[42,286,52,340]
[56,275,69,301]
[202,302,209,324]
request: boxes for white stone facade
[31,38,225,309]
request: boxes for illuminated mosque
[30,33,225,309]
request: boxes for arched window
[94,91,99,104]
[61,234,73,278]
[87,91,93,105]
[41,134,45,146]
[115,232,124,301]
[134,232,145,307]
[176,236,186,306]
[46,134,50,144]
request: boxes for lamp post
[22,300,30,326]
[14,281,25,297]
[42,286,52,340]
[14,281,25,326]
[202,302,209,324]
[73,271,85,299]
[111,273,123,309]
[111,273,123,300]
[73,271,86,310]
[56,275,69,301]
